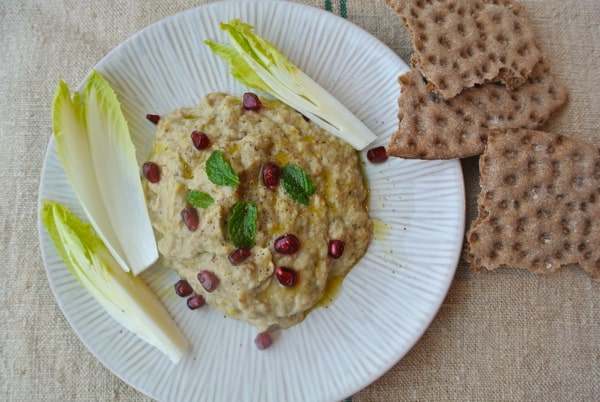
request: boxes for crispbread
[465,129,600,281]
[386,58,567,159]
[385,0,543,99]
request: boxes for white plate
[38,1,465,401]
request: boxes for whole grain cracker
[386,58,567,160]
[385,0,544,99]
[465,129,600,281]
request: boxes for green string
[340,0,347,18]
[325,0,347,19]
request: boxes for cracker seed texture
[385,0,543,99]
[465,129,600,281]
[386,58,568,159]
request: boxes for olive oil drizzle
[313,275,345,309]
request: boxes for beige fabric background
[1,0,599,400]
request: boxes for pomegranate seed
[228,247,251,265]
[261,162,280,189]
[198,270,219,292]
[275,266,298,287]
[242,92,262,111]
[142,162,161,183]
[187,294,206,310]
[181,207,199,231]
[254,331,273,350]
[328,239,345,259]
[191,130,210,150]
[146,114,160,124]
[366,146,388,163]
[174,279,193,297]
[274,234,300,254]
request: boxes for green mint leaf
[280,164,316,205]
[206,150,239,187]
[186,190,214,208]
[227,201,258,249]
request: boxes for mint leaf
[206,150,239,187]
[280,164,316,205]
[227,201,258,248]
[186,190,214,208]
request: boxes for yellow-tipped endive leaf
[41,200,188,363]
[205,19,377,150]
[51,71,158,275]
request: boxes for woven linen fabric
[1,0,599,401]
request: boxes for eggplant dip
[142,92,372,347]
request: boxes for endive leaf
[52,71,158,274]
[41,200,188,363]
[205,19,377,150]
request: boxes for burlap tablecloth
[1,0,599,400]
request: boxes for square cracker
[385,0,544,99]
[465,129,600,281]
[386,58,567,160]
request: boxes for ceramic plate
[38,1,465,401]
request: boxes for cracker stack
[384,0,568,160]
[385,0,600,280]
[464,129,600,281]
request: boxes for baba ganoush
[143,92,372,332]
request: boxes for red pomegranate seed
[275,266,298,287]
[198,270,219,292]
[174,279,193,297]
[142,162,161,183]
[242,92,262,111]
[254,331,273,350]
[186,294,206,310]
[181,207,199,231]
[366,146,388,163]
[261,162,280,189]
[191,130,210,150]
[328,239,345,259]
[228,247,251,265]
[146,114,160,124]
[274,234,300,254]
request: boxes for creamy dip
[143,92,372,332]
